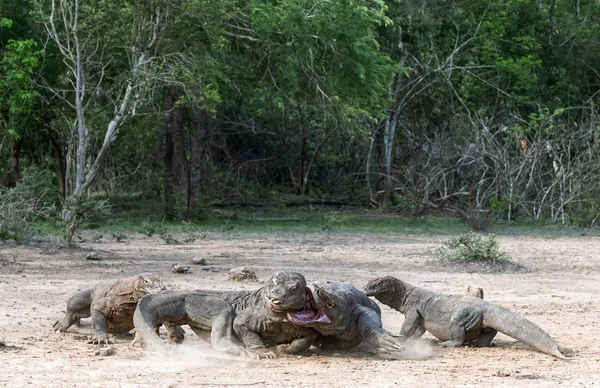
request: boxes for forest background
[3,0,600,242]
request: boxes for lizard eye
[326,301,335,309]
[291,286,297,292]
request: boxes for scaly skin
[133,290,242,355]
[362,276,567,359]
[287,281,406,357]
[53,274,178,344]
[229,271,319,359]
[133,271,318,358]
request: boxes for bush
[61,195,110,246]
[9,166,59,209]
[0,167,57,241]
[438,232,508,263]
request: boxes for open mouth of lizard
[269,286,314,312]
[287,288,331,324]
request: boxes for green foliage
[321,213,348,231]
[111,232,127,242]
[0,16,13,29]
[390,196,423,216]
[8,166,59,208]
[136,220,177,244]
[3,0,600,227]
[61,195,110,246]
[138,221,167,237]
[0,33,42,140]
[568,187,600,227]
[438,232,509,263]
[0,167,57,240]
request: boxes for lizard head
[286,283,340,327]
[265,271,310,312]
[362,276,395,297]
[134,274,166,294]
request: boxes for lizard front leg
[273,328,318,356]
[233,309,276,359]
[88,310,112,345]
[400,308,426,339]
[356,306,405,355]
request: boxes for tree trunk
[3,136,23,188]
[162,86,185,216]
[383,110,398,204]
[188,108,209,210]
[45,126,67,200]
[299,123,309,195]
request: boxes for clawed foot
[273,344,292,356]
[247,347,277,359]
[52,319,69,332]
[374,335,406,354]
[88,337,112,345]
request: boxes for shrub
[0,167,57,241]
[438,232,508,263]
[61,195,110,246]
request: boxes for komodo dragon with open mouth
[53,274,183,344]
[287,281,406,357]
[362,276,567,359]
[133,271,319,358]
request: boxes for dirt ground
[1,232,599,387]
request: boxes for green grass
[94,210,469,235]
[27,195,600,238]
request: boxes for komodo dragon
[133,290,243,355]
[362,276,567,359]
[287,281,406,357]
[53,274,183,344]
[133,271,319,358]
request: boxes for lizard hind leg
[440,307,484,348]
[470,328,498,348]
[210,311,243,355]
[184,295,241,355]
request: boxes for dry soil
[0,232,599,387]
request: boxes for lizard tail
[133,294,165,350]
[484,305,568,359]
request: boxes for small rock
[191,257,206,265]
[85,252,101,261]
[464,285,484,299]
[172,264,190,274]
[94,346,115,357]
[228,267,258,282]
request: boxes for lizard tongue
[288,310,317,321]
[288,309,332,324]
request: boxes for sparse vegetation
[0,168,57,241]
[438,232,509,264]
[61,195,110,246]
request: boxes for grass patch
[25,194,600,238]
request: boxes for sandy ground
[1,232,599,387]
